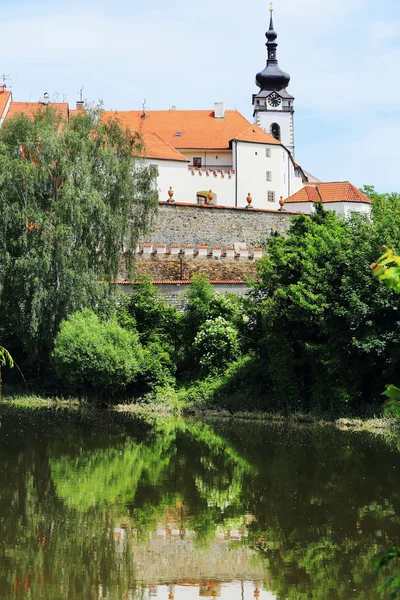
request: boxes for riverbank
[1,393,398,435]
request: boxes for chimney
[0,83,5,94]
[76,100,84,110]
[42,92,49,106]
[171,105,176,111]
[214,102,225,119]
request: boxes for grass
[1,391,399,436]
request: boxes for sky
[1,0,400,192]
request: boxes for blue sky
[2,0,399,191]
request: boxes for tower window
[266,148,271,158]
[270,123,281,141]
[266,171,272,182]
[267,191,275,203]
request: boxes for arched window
[270,123,281,141]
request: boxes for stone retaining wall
[149,202,296,247]
[122,202,296,286]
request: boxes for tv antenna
[2,73,12,87]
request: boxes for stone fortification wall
[121,244,264,283]
[121,202,297,290]
[150,201,296,247]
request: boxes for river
[0,404,398,599]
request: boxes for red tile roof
[102,109,281,150]
[0,90,11,120]
[285,182,371,204]
[140,132,188,162]
[5,102,69,122]
[235,124,281,145]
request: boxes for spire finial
[270,2,273,12]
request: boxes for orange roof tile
[140,132,188,162]
[285,182,371,204]
[5,102,69,122]
[235,124,281,145]
[102,109,281,150]
[0,90,11,120]
[68,108,85,118]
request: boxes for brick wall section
[150,202,296,246]
[126,255,257,282]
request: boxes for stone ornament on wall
[167,186,175,203]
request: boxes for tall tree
[0,106,158,365]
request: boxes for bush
[139,342,176,390]
[125,278,180,346]
[192,316,240,374]
[53,309,143,397]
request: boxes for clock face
[268,93,281,108]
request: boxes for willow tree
[0,106,158,364]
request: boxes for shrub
[125,278,180,346]
[192,316,240,374]
[53,309,143,396]
[139,341,176,390]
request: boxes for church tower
[253,8,295,157]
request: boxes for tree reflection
[1,408,400,599]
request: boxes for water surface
[0,405,399,599]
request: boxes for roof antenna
[1,73,11,90]
[76,87,84,110]
[141,98,147,119]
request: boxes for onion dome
[255,8,290,91]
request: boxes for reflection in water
[0,406,399,599]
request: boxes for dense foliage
[3,171,400,415]
[0,106,158,366]
[53,309,143,395]
[244,199,400,414]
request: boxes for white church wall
[256,110,294,154]
[284,201,371,216]
[324,202,371,216]
[151,160,190,203]
[182,150,233,169]
[152,159,235,206]
[235,141,287,210]
[283,201,312,214]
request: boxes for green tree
[53,309,143,400]
[0,346,14,401]
[248,202,400,414]
[0,106,158,367]
[192,316,240,374]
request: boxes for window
[267,191,275,203]
[193,157,202,168]
[266,148,271,158]
[270,123,281,141]
[196,195,206,204]
[266,171,272,182]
